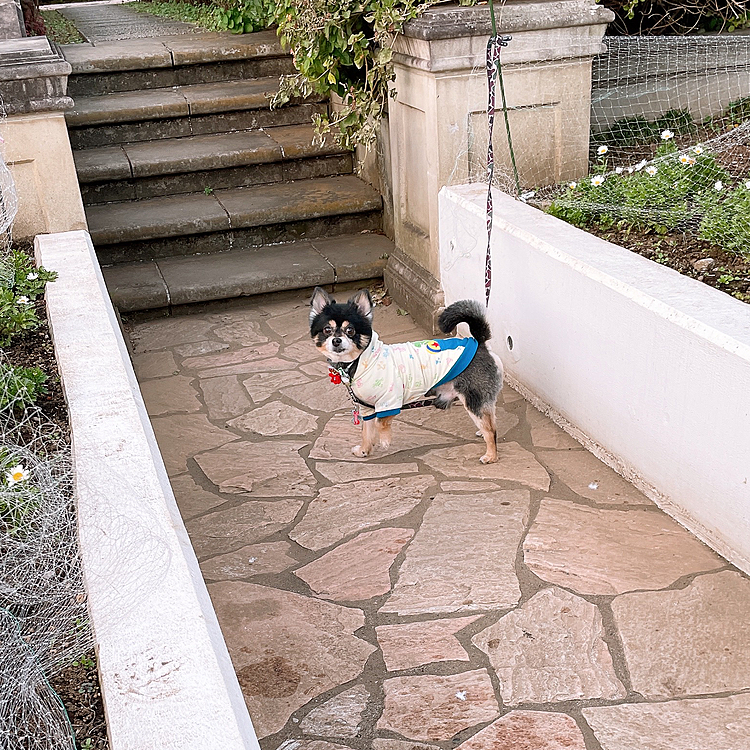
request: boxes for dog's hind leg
[461,398,498,464]
[352,418,378,458]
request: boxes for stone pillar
[0,36,86,239]
[384,0,613,330]
[0,0,24,40]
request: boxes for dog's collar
[327,356,361,384]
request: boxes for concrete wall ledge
[439,184,750,573]
[36,230,259,750]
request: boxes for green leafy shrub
[273,0,474,149]
[548,136,750,254]
[593,109,694,148]
[0,249,57,347]
[0,362,47,411]
[217,0,274,33]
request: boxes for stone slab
[525,405,580,450]
[381,491,528,615]
[213,319,268,347]
[378,670,499,742]
[309,413,453,462]
[68,86,190,127]
[199,358,292,379]
[314,461,419,484]
[215,175,381,228]
[372,742,438,750]
[128,315,214,352]
[295,527,414,602]
[227,402,319,436]
[208,582,376,738]
[183,77,278,116]
[456,711,587,750]
[298,685,369,738]
[290,476,432,551]
[420,443,550,491]
[539,451,651,505]
[182,342,279,371]
[376,616,481,672]
[174,340,229,358]
[141,375,202,416]
[74,144,132,182]
[161,29,283,65]
[169,473,225,521]
[280,379,351,413]
[200,541,297,581]
[199,376,253,422]
[473,587,626,705]
[523,498,722,595]
[440,481,505,492]
[583,694,750,750]
[151,413,237,475]
[158,243,335,306]
[132,350,178,380]
[268,124,344,160]
[103,260,169,312]
[124,129,280,178]
[195,440,316,497]
[611,571,750,698]
[399,402,518,440]
[187,499,303,559]
[62,37,174,73]
[243,371,310,404]
[87,191,230,246]
[310,233,391,283]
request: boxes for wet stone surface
[127,290,750,749]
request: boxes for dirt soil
[6,242,109,749]
[584,224,750,304]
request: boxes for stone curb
[37,230,260,750]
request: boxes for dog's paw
[480,453,498,464]
[352,444,371,457]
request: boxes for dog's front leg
[352,418,378,457]
[377,415,395,449]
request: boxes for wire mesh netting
[450,33,750,258]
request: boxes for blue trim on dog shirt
[362,407,401,421]
[433,337,479,387]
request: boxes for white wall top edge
[37,230,259,750]
[440,184,750,359]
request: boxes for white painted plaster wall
[439,184,750,572]
[37,231,260,750]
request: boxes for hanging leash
[484,0,520,306]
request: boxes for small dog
[309,287,504,463]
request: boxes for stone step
[102,233,393,311]
[63,30,294,96]
[87,174,383,264]
[74,124,352,204]
[66,76,325,149]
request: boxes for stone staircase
[62,31,390,312]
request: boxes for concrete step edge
[86,175,382,246]
[102,233,392,311]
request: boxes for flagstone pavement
[126,288,750,750]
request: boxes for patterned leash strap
[484,33,512,307]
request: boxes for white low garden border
[36,230,260,750]
[440,184,750,573]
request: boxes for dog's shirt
[348,331,478,420]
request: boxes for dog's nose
[332,337,342,346]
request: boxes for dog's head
[309,287,373,363]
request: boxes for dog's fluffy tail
[438,300,492,344]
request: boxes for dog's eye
[345,327,355,337]
[323,326,333,335]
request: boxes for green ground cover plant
[130,0,274,34]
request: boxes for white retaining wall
[439,184,750,572]
[37,230,260,750]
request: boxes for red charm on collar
[329,368,342,384]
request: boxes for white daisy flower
[679,154,690,164]
[627,166,634,174]
[745,180,750,189]
[597,145,608,155]
[27,272,38,281]
[591,175,606,186]
[692,145,704,155]
[646,165,658,176]
[7,464,29,485]
[615,167,624,174]
[714,180,723,191]
[568,181,577,189]
[661,129,674,140]
[16,296,30,305]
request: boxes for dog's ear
[310,287,330,323]
[348,289,373,321]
